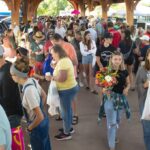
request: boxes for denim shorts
[82,54,93,64]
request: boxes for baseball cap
[17,47,28,57]
[104,32,113,39]
[140,35,150,41]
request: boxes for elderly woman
[136,48,150,150]
[46,45,79,140]
[10,57,51,150]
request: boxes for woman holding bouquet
[98,51,131,150]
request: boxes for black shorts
[124,55,134,65]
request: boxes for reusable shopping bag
[11,126,25,150]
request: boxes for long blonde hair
[109,51,125,71]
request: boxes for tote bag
[141,81,150,120]
[11,126,25,150]
[47,81,60,116]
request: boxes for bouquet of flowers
[95,66,118,90]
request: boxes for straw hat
[33,31,45,41]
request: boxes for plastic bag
[141,81,150,120]
[47,81,60,116]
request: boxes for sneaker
[83,72,86,77]
[55,132,72,141]
[79,82,84,87]
[115,138,119,144]
[59,128,75,134]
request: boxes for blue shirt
[141,45,150,60]
[42,54,54,75]
[0,105,12,150]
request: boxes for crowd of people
[0,15,150,150]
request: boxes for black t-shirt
[95,44,116,70]
[119,41,136,58]
[0,61,23,117]
[112,69,129,94]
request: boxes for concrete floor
[24,88,145,150]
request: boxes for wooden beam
[68,0,79,10]
[100,0,111,19]
[87,0,94,12]
[22,0,28,23]
[27,0,42,21]
[125,0,139,26]
[78,0,85,16]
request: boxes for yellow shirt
[53,57,77,91]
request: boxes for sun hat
[33,31,45,41]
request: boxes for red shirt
[44,40,53,52]
[108,29,121,48]
[145,32,150,38]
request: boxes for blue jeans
[29,116,51,150]
[82,54,93,64]
[58,85,79,134]
[104,99,122,149]
[139,101,150,150]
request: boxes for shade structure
[71,9,80,15]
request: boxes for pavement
[23,87,145,150]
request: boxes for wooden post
[27,0,42,21]
[125,0,140,26]
[22,0,28,23]
[11,0,21,27]
[4,0,21,27]
[87,0,94,12]
[100,0,111,19]
[78,0,85,16]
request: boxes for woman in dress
[118,29,136,90]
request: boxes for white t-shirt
[22,78,42,121]
[55,26,66,38]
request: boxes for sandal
[72,116,79,125]
[55,116,62,121]
[91,90,98,95]
[86,87,90,90]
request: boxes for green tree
[37,0,72,16]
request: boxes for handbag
[141,81,150,120]
[47,80,60,116]
[122,42,134,60]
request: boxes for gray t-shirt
[0,105,12,150]
[22,78,42,121]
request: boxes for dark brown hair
[83,31,92,50]
[145,48,150,71]
[52,45,67,59]
[14,57,30,73]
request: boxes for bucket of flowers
[95,66,118,95]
